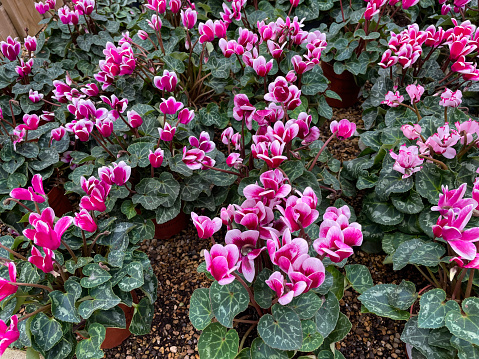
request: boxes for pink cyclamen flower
[406,84,425,104]
[12,128,25,150]
[266,271,306,305]
[0,263,17,302]
[154,70,178,92]
[10,174,45,203]
[0,315,19,357]
[439,88,462,107]
[23,207,73,250]
[243,169,291,205]
[330,119,356,140]
[431,183,477,216]
[402,0,420,8]
[145,0,166,12]
[29,89,44,103]
[147,14,162,31]
[29,246,55,273]
[198,20,216,43]
[288,256,326,293]
[127,110,143,128]
[158,122,177,141]
[17,114,40,131]
[65,119,94,142]
[35,1,51,14]
[74,209,98,232]
[0,36,20,61]
[111,161,131,186]
[204,244,240,285]
[51,127,66,143]
[252,140,288,168]
[425,123,461,159]
[181,8,197,29]
[389,144,424,178]
[314,221,363,263]
[159,97,184,115]
[149,148,164,168]
[455,119,479,145]
[234,199,274,232]
[189,131,215,153]
[191,212,222,239]
[182,147,205,170]
[24,36,37,52]
[137,30,149,40]
[58,6,79,25]
[96,118,114,138]
[233,94,256,129]
[291,55,315,75]
[378,50,398,68]
[267,229,309,272]
[401,124,422,140]
[81,83,99,97]
[79,178,110,212]
[277,187,319,232]
[226,153,243,169]
[75,0,95,15]
[16,59,34,78]
[382,91,404,107]
[225,229,264,282]
[178,108,195,124]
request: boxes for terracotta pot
[153,211,188,240]
[101,291,139,349]
[320,61,360,108]
[47,186,73,216]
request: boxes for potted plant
[0,173,157,357]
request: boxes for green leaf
[133,172,180,210]
[198,102,229,129]
[200,164,237,187]
[49,279,82,323]
[168,153,193,177]
[190,288,214,330]
[418,289,460,329]
[390,188,425,214]
[130,220,155,244]
[358,284,410,320]
[375,156,414,199]
[419,209,438,238]
[387,280,417,310]
[287,291,322,319]
[393,238,445,270]
[280,160,304,182]
[446,297,479,346]
[323,312,352,344]
[75,323,105,359]
[345,264,373,294]
[155,196,181,224]
[363,193,404,226]
[302,67,328,95]
[128,142,155,168]
[315,292,339,338]
[130,297,154,335]
[258,304,303,350]
[80,263,112,288]
[65,257,93,274]
[198,323,239,359]
[30,313,63,351]
[88,307,126,329]
[210,280,249,328]
[451,336,479,359]
[118,261,144,292]
[301,319,324,352]
[327,266,344,300]
[253,268,274,309]
[250,337,287,358]
[121,200,137,219]
[77,283,121,319]
[416,163,456,204]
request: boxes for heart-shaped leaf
[249,337,288,359]
[190,288,214,330]
[210,280,249,328]
[30,313,63,351]
[287,291,322,320]
[315,291,340,338]
[446,297,479,345]
[345,264,373,294]
[253,268,274,309]
[198,322,239,359]
[358,284,410,320]
[258,304,303,350]
[418,289,460,329]
[49,279,82,323]
[75,323,105,359]
[300,319,323,352]
[80,263,112,288]
[130,297,154,335]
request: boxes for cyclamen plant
[0,174,157,358]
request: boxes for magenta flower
[382,91,404,107]
[234,199,274,231]
[213,20,227,39]
[0,263,17,302]
[29,89,44,103]
[278,187,319,232]
[288,256,325,292]
[243,169,291,204]
[291,55,315,75]
[219,39,243,58]
[266,121,299,144]
[233,94,256,129]
[189,131,215,153]
[15,59,34,78]
[145,0,166,12]
[313,222,363,262]
[432,183,478,216]
[389,144,424,179]
[204,244,240,285]
[252,56,273,77]
[127,110,143,128]
[198,20,216,43]
[455,119,479,145]
[439,88,462,107]
[433,205,479,260]
[267,40,284,59]
[401,124,422,140]
[137,30,149,40]
[378,50,398,69]
[160,97,184,115]
[226,153,242,169]
[24,35,37,52]
[182,148,205,170]
[267,229,309,272]
[149,148,165,168]
[100,95,128,119]
[0,36,20,62]
[225,229,264,282]
[402,0,420,8]
[158,122,177,142]
[406,84,425,104]
[23,207,73,250]
[18,114,40,131]
[252,140,287,168]
[323,205,351,221]
[425,123,461,159]
[10,174,45,203]
[53,80,72,103]
[0,315,19,356]
[65,119,94,142]
[154,70,178,92]
[178,108,195,124]
[147,14,162,31]
[181,8,197,29]
[29,246,55,273]
[35,1,51,14]
[74,209,98,233]
[51,126,66,143]
[75,0,95,15]
[12,129,25,150]
[111,161,131,186]
[79,176,111,212]
[330,119,356,140]
[191,212,222,239]
[58,6,79,25]
[95,118,114,138]
[266,272,306,305]
[169,0,181,12]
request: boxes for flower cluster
[95,42,136,90]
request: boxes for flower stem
[61,240,77,263]
[418,155,448,171]
[200,163,242,176]
[0,243,27,260]
[465,269,475,298]
[19,304,51,322]
[88,231,109,256]
[11,282,53,293]
[3,198,33,213]
[308,133,336,171]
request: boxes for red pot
[47,186,73,216]
[153,211,188,240]
[321,61,360,108]
[101,291,139,349]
